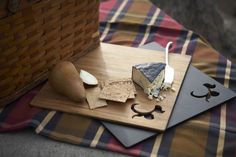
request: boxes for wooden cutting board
[31,43,191,131]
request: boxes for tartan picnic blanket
[1,0,236,156]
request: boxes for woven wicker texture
[0,0,100,106]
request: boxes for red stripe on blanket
[0,87,42,131]
[99,0,118,21]
[153,14,183,51]
[153,28,181,51]
[160,14,183,30]
[107,137,142,156]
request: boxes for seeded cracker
[99,78,136,102]
[86,86,108,109]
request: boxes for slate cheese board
[101,42,236,148]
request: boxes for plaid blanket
[1,0,236,156]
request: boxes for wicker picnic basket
[0,0,100,107]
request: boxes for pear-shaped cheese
[49,61,85,102]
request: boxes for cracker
[128,91,136,99]
[86,86,108,109]
[101,78,136,94]
[99,78,137,102]
[99,83,130,102]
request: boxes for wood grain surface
[31,43,191,131]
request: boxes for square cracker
[86,86,108,109]
[99,78,136,102]
[99,83,130,102]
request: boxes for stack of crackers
[86,78,137,110]
[99,78,137,103]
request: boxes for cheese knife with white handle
[162,41,174,89]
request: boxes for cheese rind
[132,62,165,96]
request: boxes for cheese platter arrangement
[101,42,236,147]
[31,43,191,131]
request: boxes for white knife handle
[165,41,173,67]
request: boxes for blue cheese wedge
[132,62,165,97]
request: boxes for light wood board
[31,43,191,131]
